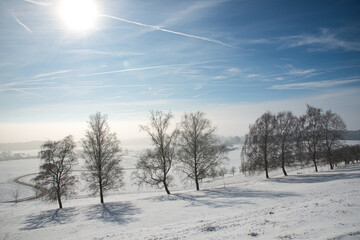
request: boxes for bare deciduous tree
[11,185,21,203]
[230,166,236,176]
[300,105,323,172]
[134,111,178,194]
[322,110,347,169]
[34,135,77,209]
[82,112,124,203]
[274,111,298,176]
[177,112,227,190]
[241,112,277,178]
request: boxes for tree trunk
[195,176,200,191]
[313,153,318,172]
[264,140,269,179]
[99,182,104,203]
[282,159,287,176]
[327,151,333,170]
[57,187,62,209]
[164,181,171,194]
[281,150,287,176]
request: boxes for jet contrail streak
[101,14,235,48]
[11,12,32,33]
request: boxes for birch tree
[82,112,124,203]
[177,111,227,190]
[134,111,178,194]
[34,135,77,209]
[241,112,277,178]
[322,110,347,169]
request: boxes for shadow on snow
[21,207,78,230]
[21,201,140,230]
[270,164,360,184]
[149,187,299,208]
[85,201,140,224]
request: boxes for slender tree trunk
[57,185,62,209]
[264,143,269,179]
[265,163,269,178]
[327,151,333,170]
[99,181,104,203]
[313,153,318,172]
[195,176,200,191]
[281,154,287,176]
[164,180,171,194]
[281,145,287,176]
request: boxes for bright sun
[59,0,98,32]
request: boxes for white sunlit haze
[0,0,359,142]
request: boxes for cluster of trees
[133,111,227,193]
[33,106,359,209]
[34,111,227,208]
[241,105,350,178]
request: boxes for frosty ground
[0,145,359,239]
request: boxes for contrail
[79,65,179,77]
[11,12,32,33]
[23,0,52,7]
[101,14,235,48]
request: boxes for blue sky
[0,0,359,142]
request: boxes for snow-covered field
[0,144,359,239]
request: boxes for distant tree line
[241,104,359,179]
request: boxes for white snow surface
[0,145,359,239]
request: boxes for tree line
[33,106,359,209]
[34,111,227,208]
[241,104,357,179]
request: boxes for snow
[0,145,359,240]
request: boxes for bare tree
[82,112,124,203]
[177,112,227,190]
[241,112,277,178]
[322,110,347,169]
[299,105,323,172]
[218,167,228,178]
[274,111,298,176]
[11,185,21,203]
[34,135,77,209]
[230,166,236,176]
[134,111,178,194]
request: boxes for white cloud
[34,70,71,79]
[278,29,360,52]
[247,74,261,78]
[24,0,52,6]
[226,67,242,74]
[11,12,32,33]
[270,79,359,90]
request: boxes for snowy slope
[1,162,359,240]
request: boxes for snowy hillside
[0,151,359,239]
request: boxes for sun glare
[59,0,98,32]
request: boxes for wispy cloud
[278,29,360,52]
[226,67,242,74]
[23,0,52,6]
[79,64,180,77]
[161,0,228,27]
[33,70,72,79]
[101,14,234,48]
[66,49,144,57]
[10,12,32,33]
[194,90,214,98]
[270,78,359,90]
[248,29,360,52]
